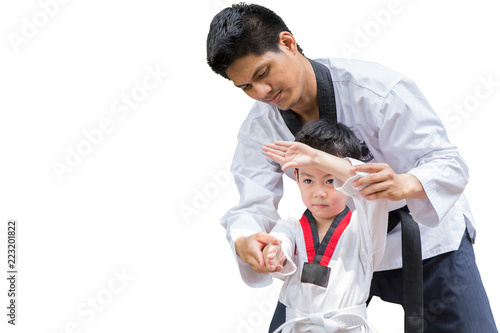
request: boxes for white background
[1,0,499,332]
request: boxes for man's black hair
[206,2,303,79]
[295,118,362,159]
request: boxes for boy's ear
[294,168,299,183]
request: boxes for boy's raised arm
[262,141,356,182]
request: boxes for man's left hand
[351,163,427,201]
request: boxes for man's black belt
[389,206,424,333]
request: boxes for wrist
[234,236,247,259]
[402,173,427,199]
[314,150,328,168]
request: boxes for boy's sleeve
[335,158,389,269]
[269,218,298,279]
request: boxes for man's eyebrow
[234,65,266,88]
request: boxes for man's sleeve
[220,131,285,287]
[377,77,469,227]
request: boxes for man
[206,3,497,332]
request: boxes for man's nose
[253,82,272,101]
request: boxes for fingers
[249,259,271,273]
[262,144,287,162]
[352,162,389,173]
[356,174,407,201]
[262,142,292,153]
[262,149,298,170]
[358,184,390,200]
[236,233,273,273]
[265,151,286,164]
[263,239,284,271]
[269,141,294,149]
[264,252,283,272]
[270,238,281,246]
[352,163,394,188]
[262,142,293,156]
[281,161,298,171]
[253,232,276,244]
[351,163,404,201]
[238,233,287,273]
[262,147,284,163]
[355,172,394,189]
[355,171,397,199]
[252,246,281,273]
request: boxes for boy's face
[225,33,307,111]
[295,167,348,224]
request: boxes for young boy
[260,119,388,333]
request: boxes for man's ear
[278,31,298,54]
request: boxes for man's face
[295,167,347,224]
[225,47,305,111]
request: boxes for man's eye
[259,68,268,78]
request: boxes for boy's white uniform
[270,159,388,333]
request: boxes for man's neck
[290,56,319,123]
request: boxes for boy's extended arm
[262,239,287,271]
[235,233,282,273]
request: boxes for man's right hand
[235,232,281,273]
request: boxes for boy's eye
[326,179,334,185]
[304,179,312,184]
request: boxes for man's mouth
[267,90,281,104]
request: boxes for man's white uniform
[222,58,474,287]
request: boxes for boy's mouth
[313,204,328,209]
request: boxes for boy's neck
[312,206,346,243]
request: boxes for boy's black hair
[206,2,303,79]
[295,118,362,159]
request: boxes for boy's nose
[315,187,327,198]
